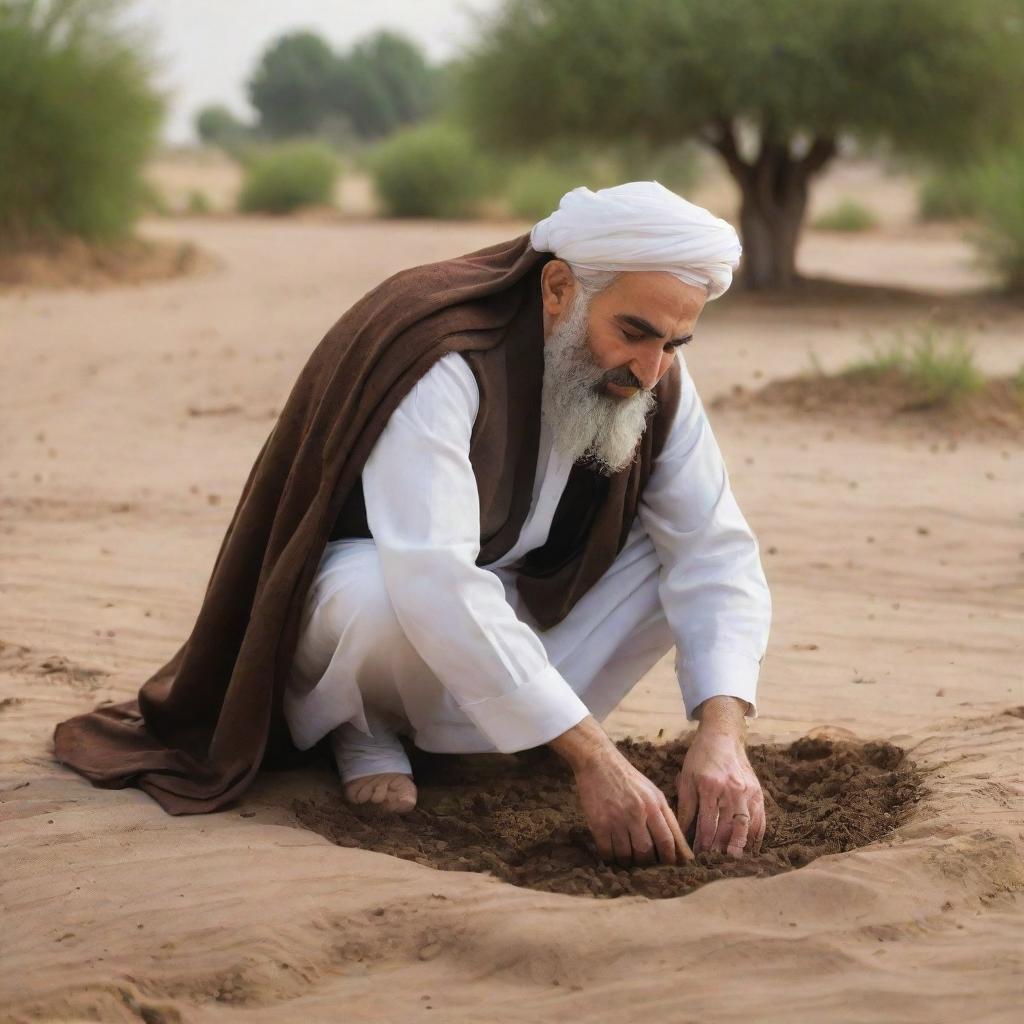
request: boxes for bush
[186,190,212,215]
[917,169,978,222]
[968,146,1024,292]
[812,198,877,232]
[0,1,164,244]
[237,142,340,213]
[846,323,983,406]
[504,160,594,221]
[369,123,490,218]
[195,103,253,157]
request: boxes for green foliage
[459,0,1024,288]
[369,123,491,218]
[248,31,337,139]
[237,143,340,214]
[195,104,252,155]
[0,0,164,244]
[917,169,979,222]
[845,324,984,406]
[967,146,1024,292]
[460,0,1024,158]
[1013,363,1024,395]
[185,189,212,215]
[337,31,438,140]
[812,198,878,232]
[247,29,438,142]
[499,139,701,221]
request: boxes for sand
[2,166,1023,1020]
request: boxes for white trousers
[283,519,676,781]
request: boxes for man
[52,182,770,870]
[283,182,771,867]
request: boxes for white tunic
[284,351,771,755]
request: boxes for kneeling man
[283,182,772,866]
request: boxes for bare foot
[343,772,417,814]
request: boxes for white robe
[283,351,771,776]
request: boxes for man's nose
[630,349,663,391]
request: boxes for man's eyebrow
[616,313,693,346]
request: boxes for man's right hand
[549,716,694,867]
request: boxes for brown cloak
[52,232,679,815]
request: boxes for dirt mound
[0,234,213,290]
[712,369,1024,440]
[293,735,922,899]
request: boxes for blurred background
[2,0,1023,295]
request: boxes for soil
[711,368,1024,440]
[293,735,923,899]
[0,234,214,290]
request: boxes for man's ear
[540,259,576,319]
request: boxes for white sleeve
[637,358,772,721]
[360,351,590,752]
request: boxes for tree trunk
[705,123,836,292]
[737,180,806,290]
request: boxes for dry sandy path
[1,218,1022,1022]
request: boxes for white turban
[530,180,742,300]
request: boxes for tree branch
[704,118,750,184]
[801,136,837,178]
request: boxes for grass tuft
[844,323,984,407]
[812,198,878,232]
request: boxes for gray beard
[541,289,656,476]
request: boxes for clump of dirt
[711,370,1024,440]
[293,735,923,899]
[0,235,213,290]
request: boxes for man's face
[581,270,707,396]
[540,265,707,474]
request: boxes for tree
[195,103,251,151]
[332,30,438,140]
[248,31,337,138]
[459,0,1024,289]
[247,28,438,142]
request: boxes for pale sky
[130,0,501,144]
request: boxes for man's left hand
[675,696,766,859]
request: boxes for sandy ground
[1,206,1023,1021]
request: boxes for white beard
[541,289,656,476]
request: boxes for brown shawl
[52,232,678,815]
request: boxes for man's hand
[549,716,693,867]
[676,696,766,859]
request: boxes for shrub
[237,142,339,213]
[846,323,983,406]
[0,0,164,244]
[186,190,212,215]
[812,198,877,232]
[967,146,1024,292]
[195,103,253,158]
[369,123,490,218]
[917,168,978,222]
[504,160,593,221]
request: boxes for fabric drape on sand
[52,233,678,815]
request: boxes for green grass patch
[238,142,340,214]
[812,198,878,232]
[844,323,984,407]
